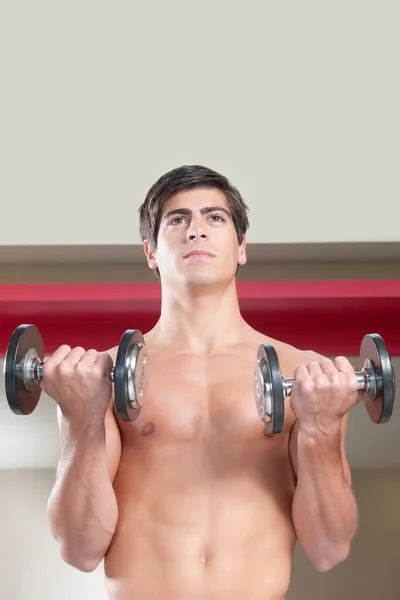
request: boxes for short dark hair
[138,164,250,253]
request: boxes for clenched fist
[290,356,363,433]
[40,345,114,425]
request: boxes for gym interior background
[1,1,399,599]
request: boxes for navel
[141,421,156,436]
[199,554,208,566]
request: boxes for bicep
[289,419,299,480]
[56,404,122,483]
[104,405,122,482]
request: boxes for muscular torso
[104,331,301,600]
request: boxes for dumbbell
[253,333,396,434]
[3,324,147,421]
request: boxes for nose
[186,217,207,242]
[187,231,207,241]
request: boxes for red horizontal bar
[0,281,399,357]
[1,280,400,301]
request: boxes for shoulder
[278,346,327,379]
[248,329,327,378]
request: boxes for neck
[151,279,246,354]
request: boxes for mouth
[183,250,216,259]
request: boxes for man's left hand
[290,356,363,433]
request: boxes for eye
[169,216,186,225]
[208,213,225,222]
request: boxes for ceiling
[1,356,399,470]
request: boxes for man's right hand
[40,345,114,426]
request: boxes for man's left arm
[289,411,358,571]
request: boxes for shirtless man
[41,165,359,600]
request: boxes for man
[41,165,360,600]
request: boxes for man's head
[138,165,250,286]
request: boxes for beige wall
[0,469,399,599]
[1,1,400,247]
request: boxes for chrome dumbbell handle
[281,362,380,400]
[16,348,118,390]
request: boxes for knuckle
[293,367,307,381]
[89,363,103,378]
[315,374,327,388]
[44,358,64,379]
[347,373,358,391]
[75,360,88,373]
[298,377,314,393]
[41,360,53,376]
[61,344,72,352]
[72,346,86,355]
[334,356,351,369]
[86,362,107,382]
[57,360,73,377]
[99,352,114,367]
[322,357,334,366]
[307,361,318,369]
[328,372,340,386]
[335,355,347,362]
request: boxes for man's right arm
[47,401,121,572]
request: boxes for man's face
[144,187,247,286]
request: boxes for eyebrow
[162,206,232,221]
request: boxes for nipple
[199,554,207,566]
[141,422,155,436]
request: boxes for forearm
[47,420,118,571]
[292,424,357,571]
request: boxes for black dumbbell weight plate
[114,329,147,421]
[4,324,44,415]
[360,334,396,424]
[254,344,285,434]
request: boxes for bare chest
[114,349,296,514]
[119,352,264,445]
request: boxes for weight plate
[254,344,285,434]
[360,333,396,424]
[114,329,147,421]
[4,324,44,415]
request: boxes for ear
[237,234,247,266]
[143,240,158,271]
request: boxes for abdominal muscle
[104,435,296,600]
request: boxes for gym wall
[1,2,400,600]
[1,1,399,252]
